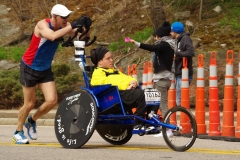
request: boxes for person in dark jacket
[129,21,175,138]
[170,21,194,107]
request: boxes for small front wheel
[162,106,197,152]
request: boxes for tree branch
[95,41,111,46]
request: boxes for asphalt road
[0,125,240,160]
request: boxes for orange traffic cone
[195,54,207,135]
[168,58,176,124]
[128,65,132,76]
[119,66,123,73]
[222,50,235,137]
[142,63,148,89]
[180,58,191,133]
[132,64,137,79]
[130,64,137,114]
[236,50,240,138]
[147,61,153,88]
[208,51,221,136]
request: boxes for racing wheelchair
[54,27,197,152]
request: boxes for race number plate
[144,88,161,105]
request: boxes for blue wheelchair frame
[79,55,178,134]
[55,27,197,151]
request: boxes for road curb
[198,134,240,142]
[0,118,54,126]
[0,109,56,119]
[0,109,56,126]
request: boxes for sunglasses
[60,15,69,19]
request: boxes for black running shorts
[20,60,54,87]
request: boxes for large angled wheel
[54,90,97,148]
[162,106,197,152]
[96,124,133,145]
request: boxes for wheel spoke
[162,106,197,152]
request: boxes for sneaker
[133,124,155,132]
[24,116,37,140]
[157,126,162,130]
[153,129,173,138]
[12,131,29,144]
[145,126,155,132]
[133,124,144,131]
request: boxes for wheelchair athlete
[90,46,153,131]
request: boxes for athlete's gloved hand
[71,18,83,29]
[77,15,92,29]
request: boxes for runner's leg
[16,86,36,131]
[32,81,57,121]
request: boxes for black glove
[71,19,83,29]
[83,16,92,29]
[75,15,92,29]
[71,15,92,32]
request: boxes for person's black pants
[119,89,146,122]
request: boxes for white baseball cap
[51,4,72,17]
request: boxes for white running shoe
[133,125,155,132]
[12,131,29,144]
[24,116,37,140]
[153,129,173,138]
[145,126,155,132]
[133,124,144,131]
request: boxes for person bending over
[12,4,92,144]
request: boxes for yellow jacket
[90,67,137,90]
